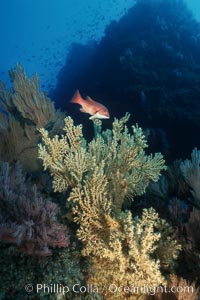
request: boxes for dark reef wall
[52,0,200,161]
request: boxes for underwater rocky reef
[1,0,200,299]
[52,0,200,161]
[0,62,200,299]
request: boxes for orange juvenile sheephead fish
[70,90,110,120]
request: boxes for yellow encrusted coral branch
[39,113,166,214]
[0,64,65,171]
[9,64,55,128]
[38,114,181,298]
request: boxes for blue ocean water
[0,0,134,89]
[0,0,199,89]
